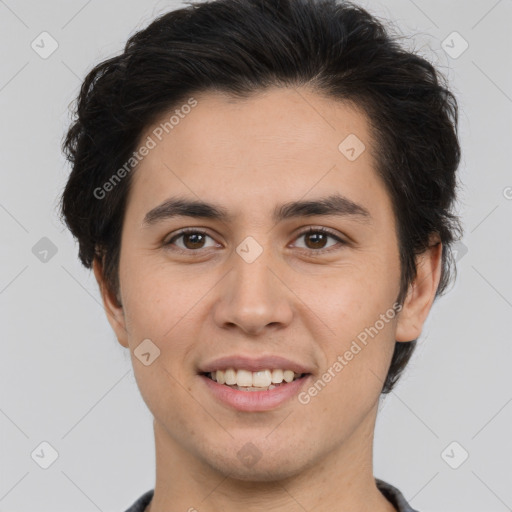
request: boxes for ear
[92,256,129,348]
[395,238,443,342]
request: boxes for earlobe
[92,257,129,348]
[395,240,443,342]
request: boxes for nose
[213,244,294,336]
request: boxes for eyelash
[163,227,346,255]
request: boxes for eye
[163,226,346,255]
[164,228,219,252]
[292,227,345,253]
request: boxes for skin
[93,87,442,512]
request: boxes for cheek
[304,257,399,336]
[121,265,201,421]
[120,257,206,336]
[300,257,400,392]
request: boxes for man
[59,0,462,510]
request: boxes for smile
[199,371,312,412]
[204,368,304,391]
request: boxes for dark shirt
[123,478,419,511]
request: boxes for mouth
[198,369,312,412]
[199,369,310,392]
[197,355,314,410]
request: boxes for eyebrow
[141,193,372,227]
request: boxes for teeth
[271,369,284,383]
[253,370,272,387]
[236,369,253,387]
[283,370,295,383]
[209,368,303,388]
[216,370,226,385]
[229,384,277,391]
[224,368,237,385]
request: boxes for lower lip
[199,374,311,412]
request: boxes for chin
[201,443,312,483]
[211,459,303,483]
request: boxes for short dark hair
[59,0,462,394]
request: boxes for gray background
[1,0,511,510]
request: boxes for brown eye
[165,229,217,251]
[181,232,207,249]
[304,231,329,249]
[293,227,344,253]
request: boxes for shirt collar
[376,478,420,512]
[125,480,420,512]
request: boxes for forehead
[141,87,370,162]
[125,87,390,224]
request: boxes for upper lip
[198,355,314,374]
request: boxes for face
[94,87,440,483]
